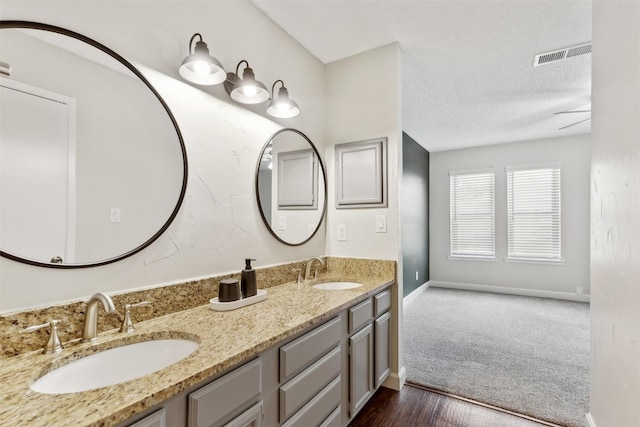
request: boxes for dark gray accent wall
[402,132,429,297]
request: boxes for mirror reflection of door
[0,23,187,267]
[0,78,76,262]
[257,145,273,226]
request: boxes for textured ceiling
[252,0,592,152]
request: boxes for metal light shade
[179,35,226,85]
[230,66,270,104]
[267,85,300,118]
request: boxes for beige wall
[589,1,640,426]
[325,44,402,261]
[325,43,405,389]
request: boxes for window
[449,169,495,258]
[506,165,562,262]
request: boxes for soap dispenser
[241,258,257,298]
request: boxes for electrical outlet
[416,271,419,281]
[337,224,347,241]
[576,286,583,296]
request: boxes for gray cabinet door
[349,324,373,417]
[374,311,391,388]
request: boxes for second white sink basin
[30,338,199,394]
[312,281,363,290]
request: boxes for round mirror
[0,21,188,268]
[256,129,326,246]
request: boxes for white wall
[0,0,326,313]
[589,1,640,426]
[430,135,591,300]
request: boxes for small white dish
[210,289,267,311]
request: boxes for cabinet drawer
[188,358,262,427]
[349,299,372,333]
[224,401,262,427]
[128,408,166,427]
[279,346,341,421]
[319,406,341,427]
[280,376,341,427]
[280,317,341,382]
[373,289,391,316]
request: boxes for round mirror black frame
[0,21,188,268]
[255,128,327,246]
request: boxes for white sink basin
[31,338,198,394]
[312,281,363,290]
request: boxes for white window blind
[507,165,561,261]
[449,170,495,258]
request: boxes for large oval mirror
[256,129,326,246]
[0,21,187,268]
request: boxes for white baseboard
[403,281,430,307]
[428,280,590,302]
[585,413,597,427]
[382,366,406,391]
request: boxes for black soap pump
[241,258,257,298]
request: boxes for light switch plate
[376,214,387,233]
[110,208,121,223]
[278,215,287,231]
[337,224,347,241]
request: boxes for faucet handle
[120,301,151,333]
[21,319,63,354]
[292,268,302,284]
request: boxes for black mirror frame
[255,128,327,246]
[0,21,188,268]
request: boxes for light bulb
[242,85,257,98]
[192,60,210,75]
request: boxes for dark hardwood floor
[349,384,555,427]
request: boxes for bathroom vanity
[0,275,394,427]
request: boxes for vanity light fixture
[267,80,300,118]
[225,60,270,104]
[179,33,226,85]
[0,61,11,77]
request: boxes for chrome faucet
[82,292,116,342]
[304,256,325,281]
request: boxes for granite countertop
[0,275,393,427]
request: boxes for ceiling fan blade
[554,110,592,114]
[558,117,591,130]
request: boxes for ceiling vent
[534,43,592,67]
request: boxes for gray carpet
[404,287,590,427]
